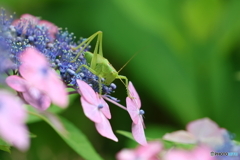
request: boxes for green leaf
[0,139,11,153]
[27,111,103,160]
[29,132,37,138]
[117,130,134,141]
[233,140,240,146]
[162,139,195,150]
[117,130,155,142]
[53,116,103,160]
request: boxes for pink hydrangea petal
[19,48,49,86]
[99,94,111,119]
[165,146,216,160]
[126,97,140,124]
[77,80,98,104]
[136,141,162,159]
[0,91,26,121]
[163,130,197,144]
[19,64,43,86]
[117,141,162,160]
[132,116,147,146]
[186,118,225,147]
[12,14,39,30]
[20,47,47,66]
[80,97,102,123]
[116,149,136,160]
[23,90,51,111]
[0,91,29,151]
[192,146,216,160]
[18,14,39,23]
[38,20,58,39]
[12,14,58,41]
[39,20,58,32]
[6,75,27,92]
[165,149,193,160]
[45,71,68,108]
[0,120,29,151]
[128,82,141,108]
[187,118,220,138]
[95,113,118,142]
[11,124,29,151]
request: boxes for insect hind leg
[71,31,103,63]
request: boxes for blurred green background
[1,0,240,159]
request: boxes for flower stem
[103,95,127,111]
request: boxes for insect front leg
[117,75,129,96]
[76,64,104,95]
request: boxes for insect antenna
[117,52,137,74]
[117,45,149,73]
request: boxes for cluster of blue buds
[0,8,117,97]
[215,132,240,160]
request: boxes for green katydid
[71,31,129,95]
